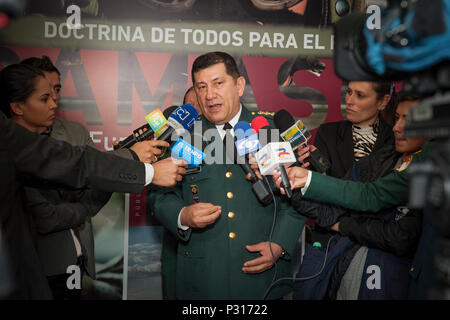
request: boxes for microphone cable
[263,231,336,300]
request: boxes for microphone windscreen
[257,125,273,147]
[251,116,270,134]
[163,105,179,119]
[234,121,253,140]
[274,109,295,132]
[168,104,199,130]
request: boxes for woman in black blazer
[293,81,399,300]
[299,81,397,179]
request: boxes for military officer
[149,51,305,300]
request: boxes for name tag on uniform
[185,165,202,175]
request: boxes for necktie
[223,122,234,163]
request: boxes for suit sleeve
[339,209,422,257]
[2,117,146,193]
[26,187,112,234]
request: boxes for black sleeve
[290,190,348,228]
[2,115,145,193]
[26,187,112,234]
[311,125,332,174]
[339,209,423,257]
[25,187,87,234]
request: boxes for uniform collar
[215,105,242,139]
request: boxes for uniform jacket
[149,107,306,300]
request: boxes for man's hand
[131,140,169,163]
[297,144,317,168]
[180,202,222,229]
[242,242,283,274]
[245,154,263,181]
[273,166,309,195]
[151,157,187,187]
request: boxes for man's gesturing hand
[242,242,283,274]
[151,157,187,187]
[180,203,222,229]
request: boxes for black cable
[263,233,336,299]
[263,175,279,300]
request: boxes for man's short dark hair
[20,56,60,75]
[183,86,195,104]
[397,91,422,103]
[191,51,240,83]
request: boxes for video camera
[334,0,450,299]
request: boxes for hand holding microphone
[130,140,170,163]
[151,157,188,187]
[272,166,309,195]
[274,109,330,173]
[114,106,178,150]
[297,144,320,169]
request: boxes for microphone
[157,104,199,143]
[254,124,296,198]
[251,116,270,134]
[274,109,330,174]
[171,137,205,169]
[234,121,261,158]
[114,105,178,150]
[223,124,273,205]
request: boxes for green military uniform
[149,106,305,300]
[302,141,433,212]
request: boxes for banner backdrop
[0,0,366,299]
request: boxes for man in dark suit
[0,111,186,299]
[19,56,170,299]
[149,52,305,299]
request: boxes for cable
[262,175,279,300]
[263,233,336,299]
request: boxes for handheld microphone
[254,125,296,198]
[114,105,178,150]
[157,104,199,143]
[274,109,330,174]
[274,109,311,150]
[171,138,205,169]
[234,121,261,158]
[223,126,273,205]
[251,116,270,134]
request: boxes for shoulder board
[251,111,275,117]
[395,155,413,172]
